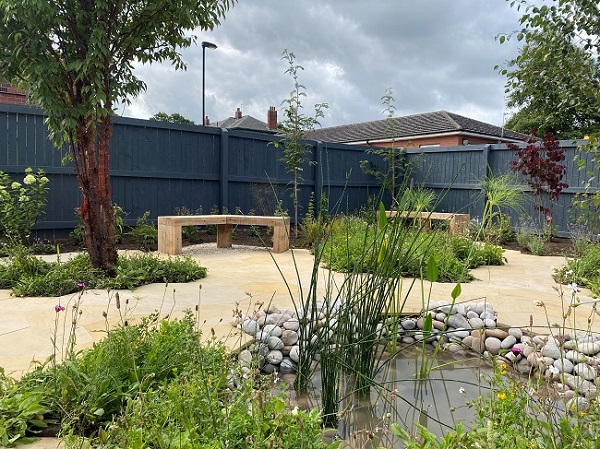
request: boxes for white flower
[459,387,466,394]
[18,195,29,202]
[39,176,49,185]
[11,182,21,189]
[548,365,560,375]
[567,270,574,276]
[568,283,579,293]
[23,174,36,185]
[291,406,299,416]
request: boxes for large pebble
[238,349,253,366]
[566,397,590,413]
[447,314,471,329]
[576,341,600,355]
[501,335,517,349]
[574,363,597,381]
[262,363,277,374]
[469,303,486,315]
[566,350,589,364]
[261,324,282,338]
[432,320,446,331]
[283,318,300,331]
[401,319,416,330]
[279,358,296,374]
[451,329,470,340]
[553,358,574,374]
[267,336,284,350]
[486,328,509,340]
[484,337,502,355]
[265,313,285,326]
[480,311,496,321]
[468,317,485,329]
[241,319,258,335]
[289,346,300,363]
[508,327,523,340]
[281,329,299,346]
[266,350,283,365]
[466,311,479,319]
[483,319,496,328]
[541,343,562,359]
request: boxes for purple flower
[55,305,65,313]
[510,346,522,355]
[77,283,86,290]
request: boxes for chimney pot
[204,116,210,125]
[267,106,278,130]
[235,107,242,119]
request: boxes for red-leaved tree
[508,132,568,224]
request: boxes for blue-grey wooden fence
[405,143,600,237]
[1,104,599,238]
[0,104,383,235]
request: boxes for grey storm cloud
[122,0,523,129]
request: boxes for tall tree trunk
[74,115,117,275]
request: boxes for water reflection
[300,346,492,448]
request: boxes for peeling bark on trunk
[73,115,117,275]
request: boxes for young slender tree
[277,50,328,238]
[0,0,235,273]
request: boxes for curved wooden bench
[158,215,290,255]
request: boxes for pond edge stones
[232,300,600,401]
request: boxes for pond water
[296,347,493,448]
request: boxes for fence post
[314,141,323,212]
[220,128,229,213]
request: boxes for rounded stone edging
[232,300,600,406]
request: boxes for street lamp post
[202,41,217,126]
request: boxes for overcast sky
[121,0,525,129]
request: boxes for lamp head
[202,41,218,50]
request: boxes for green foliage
[149,111,195,125]
[477,170,524,243]
[300,193,330,246]
[275,49,328,237]
[405,187,436,212]
[320,216,504,283]
[360,88,407,200]
[4,313,331,447]
[128,211,158,250]
[500,0,600,138]
[554,243,600,297]
[515,217,547,256]
[0,251,206,297]
[0,168,49,247]
[0,368,54,447]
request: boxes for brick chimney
[267,106,278,130]
[204,116,210,125]
[235,107,242,119]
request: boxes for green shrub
[6,313,331,448]
[70,203,126,247]
[128,211,158,250]
[0,168,49,247]
[320,216,504,283]
[554,243,600,296]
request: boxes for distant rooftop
[306,110,525,143]
[210,107,278,133]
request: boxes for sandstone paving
[1,245,597,449]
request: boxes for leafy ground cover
[0,247,206,297]
[0,312,329,448]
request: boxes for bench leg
[217,224,233,248]
[449,215,470,234]
[158,224,182,255]
[272,224,290,253]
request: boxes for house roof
[211,115,276,133]
[305,110,525,143]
